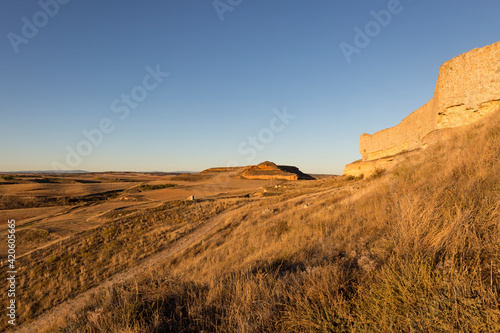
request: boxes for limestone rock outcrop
[345,41,500,177]
[200,162,315,181]
[239,161,315,180]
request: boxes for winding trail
[16,200,160,261]
[15,185,347,332]
[15,205,244,333]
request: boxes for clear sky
[1,1,499,174]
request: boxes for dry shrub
[279,261,358,333]
[355,255,500,332]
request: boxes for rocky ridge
[201,161,315,181]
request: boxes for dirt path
[15,205,244,333]
[15,186,346,332]
[15,200,162,261]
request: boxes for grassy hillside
[40,111,500,332]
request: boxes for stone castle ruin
[345,41,500,176]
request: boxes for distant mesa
[345,40,500,177]
[2,170,89,174]
[201,167,246,173]
[202,161,315,181]
[239,161,315,180]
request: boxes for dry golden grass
[0,199,244,331]
[11,111,500,332]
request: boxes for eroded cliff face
[239,161,315,180]
[437,100,500,129]
[346,41,500,176]
[201,162,315,181]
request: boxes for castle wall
[434,41,500,123]
[360,100,436,160]
[358,41,500,163]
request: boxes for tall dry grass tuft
[355,255,500,332]
[279,261,358,333]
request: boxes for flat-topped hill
[200,161,315,181]
[200,167,246,173]
[239,161,315,180]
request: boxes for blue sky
[1,1,499,174]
